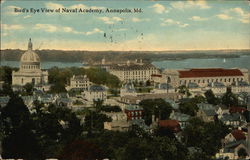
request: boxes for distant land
[1,49,250,63]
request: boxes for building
[197,103,217,122]
[169,111,190,129]
[12,39,48,89]
[158,120,181,133]
[224,129,246,144]
[66,75,91,91]
[104,112,130,131]
[120,92,180,105]
[83,85,107,102]
[124,105,144,121]
[108,60,159,82]
[120,81,137,97]
[151,83,176,94]
[216,128,250,160]
[160,68,249,88]
[220,113,245,128]
[206,82,227,95]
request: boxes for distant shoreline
[1,49,250,63]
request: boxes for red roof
[158,120,181,133]
[229,107,247,114]
[178,68,243,78]
[231,130,246,141]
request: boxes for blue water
[1,55,250,70]
[152,55,250,70]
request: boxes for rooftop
[231,129,246,141]
[178,68,243,78]
[89,85,106,92]
[110,63,157,71]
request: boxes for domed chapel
[12,38,48,87]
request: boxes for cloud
[98,16,123,24]
[34,24,58,32]
[229,7,250,23]
[24,15,32,19]
[230,7,245,16]
[2,33,8,36]
[216,14,233,20]
[217,7,249,23]
[33,24,103,35]
[189,16,208,21]
[69,4,88,9]
[239,18,250,24]
[86,28,103,35]
[45,2,64,9]
[4,5,22,15]
[131,17,150,22]
[1,24,24,30]
[161,19,189,28]
[150,3,169,14]
[62,27,74,33]
[115,28,128,31]
[171,0,210,10]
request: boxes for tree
[221,87,238,107]
[139,99,172,126]
[178,85,191,97]
[1,95,43,159]
[50,82,67,93]
[146,80,151,86]
[84,111,111,133]
[237,148,248,158]
[23,83,34,95]
[192,95,206,104]
[205,90,220,105]
[59,140,104,160]
[93,99,104,112]
[179,101,198,116]
[182,118,229,157]
[243,110,250,122]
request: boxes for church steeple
[28,38,33,50]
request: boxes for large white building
[153,68,249,90]
[66,75,91,91]
[12,39,48,88]
[108,60,159,82]
[83,85,107,102]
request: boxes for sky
[1,0,250,51]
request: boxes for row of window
[127,111,142,116]
[131,117,142,120]
[22,65,39,69]
[180,77,244,84]
[73,80,89,84]
[74,84,89,87]
[123,70,157,75]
